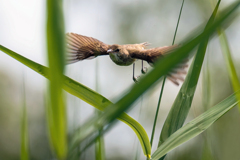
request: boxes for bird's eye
[115,49,120,52]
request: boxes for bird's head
[107,44,121,53]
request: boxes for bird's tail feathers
[158,44,188,85]
[167,58,189,85]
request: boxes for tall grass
[46,0,67,159]
[0,1,240,159]
[94,59,105,160]
[20,75,29,160]
[150,0,185,149]
[159,0,221,148]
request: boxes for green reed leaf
[46,0,67,159]
[218,29,240,111]
[159,0,221,147]
[20,78,29,160]
[151,90,239,160]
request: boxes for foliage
[0,0,240,160]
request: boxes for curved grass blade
[159,0,221,148]
[151,90,239,160]
[46,0,67,159]
[0,46,151,159]
[218,29,240,111]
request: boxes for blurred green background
[0,0,240,159]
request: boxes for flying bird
[66,32,188,85]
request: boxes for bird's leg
[133,63,139,83]
[141,60,147,74]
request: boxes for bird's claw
[141,67,148,74]
[133,76,140,83]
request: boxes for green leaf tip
[146,154,151,159]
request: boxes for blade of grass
[150,0,185,149]
[134,96,144,160]
[201,45,214,160]
[151,90,239,160]
[203,52,212,110]
[158,0,221,149]
[217,29,240,111]
[0,46,150,160]
[69,2,240,157]
[21,74,29,160]
[200,2,215,159]
[95,59,105,160]
[95,118,105,160]
[46,0,67,159]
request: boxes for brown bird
[66,32,188,85]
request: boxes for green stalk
[20,75,29,160]
[95,59,105,160]
[46,0,67,159]
[134,96,144,160]
[217,29,240,111]
[150,0,185,149]
[201,45,214,160]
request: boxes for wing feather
[129,45,188,85]
[66,33,109,63]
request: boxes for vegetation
[0,0,240,159]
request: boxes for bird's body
[109,43,148,66]
[66,32,187,85]
[109,48,135,66]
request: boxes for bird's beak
[107,49,113,53]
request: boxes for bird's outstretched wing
[129,45,188,85]
[129,45,179,63]
[66,33,110,63]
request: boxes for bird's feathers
[129,45,179,63]
[66,33,188,85]
[128,45,187,85]
[66,33,109,63]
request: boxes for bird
[66,32,188,85]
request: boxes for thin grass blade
[202,54,212,110]
[150,0,185,150]
[21,76,29,160]
[218,29,240,111]
[159,0,221,148]
[46,0,67,158]
[201,44,214,160]
[95,59,105,160]
[151,90,239,160]
[95,121,105,160]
